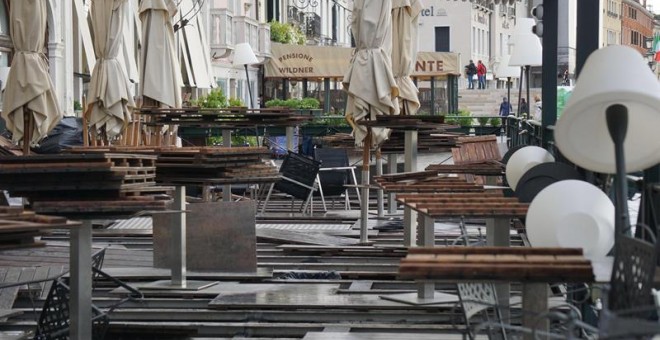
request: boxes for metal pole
[172,186,187,287]
[244,64,253,109]
[541,0,558,147]
[70,220,92,340]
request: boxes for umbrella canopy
[1,0,62,145]
[139,0,182,109]
[87,0,136,138]
[343,0,399,147]
[392,0,423,116]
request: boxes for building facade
[622,0,654,54]
[417,0,528,88]
[603,0,624,47]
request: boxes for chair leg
[316,174,328,212]
[350,169,361,203]
[260,183,275,215]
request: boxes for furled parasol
[343,0,399,242]
[86,0,136,142]
[2,0,62,154]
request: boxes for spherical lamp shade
[526,180,615,258]
[233,43,259,66]
[555,45,660,173]
[509,34,543,67]
[495,55,519,79]
[505,146,555,190]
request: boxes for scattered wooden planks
[0,153,160,200]
[399,247,594,282]
[67,146,280,185]
[0,207,81,249]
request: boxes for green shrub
[191,88,228,108]
[270,20,306,45]
[456,109,473,127]
[73,100,82,111]
[299,98,320,109]
[476,117,490,126]
[266,97,320,109]
[265,99,286,108]
[228,97,245,107]
[489,117,502,126]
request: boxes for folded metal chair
[260,151,321,214]
[313,147,360,211]
[33,278,108,340]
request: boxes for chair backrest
[457,282,507,340]
[609,233,657,314]
[274,151,321,201]
[314,148,349,197]
[34,279,108,340]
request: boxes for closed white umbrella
[343,0,399,148]
[87,0,135,139]
[343,0,398,243]
[2,0,62,153]
[139,0,182,109]
[392,0,423,115]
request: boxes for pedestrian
[477,60,487,89]
[498,97,512,117]
[464,60,477,89]
[562,69,570,86]
[533,95,542,120]
[519,98,529,117]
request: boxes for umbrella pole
[23,112,32,155]
[376,147,384,217]
[360,129,371,244]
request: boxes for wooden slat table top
[399,247,594,283]
[396,195,527,218]
[424,161,505,175]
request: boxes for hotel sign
[266,43,461,79]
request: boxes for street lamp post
[232,43,259,109]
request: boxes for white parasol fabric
[2,0,62,145]
[87,0,135,138]
[392,0,423,116]
[139,0,182,109]
[343,0,399,147]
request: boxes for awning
[265,43,460,79]
[178,0,214,89]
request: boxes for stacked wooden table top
[424,160,504,176]
[0,153,173,217]
[68,146,280,185]
[395,193,528,218]
[137,107,314,128]
[320,132,460,154]
[374,173,487,193]
[0,206,81,249]
[399,247,594,282]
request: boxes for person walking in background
[498,97,512,117]
[519,98,529,117]
[533,95,542,120]
[476,60,487,89]
[464,60,477,89]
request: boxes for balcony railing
[234,16,259,48]
[210,8,234,57]
[258,23,272,58]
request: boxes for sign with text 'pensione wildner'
[265,43,460,79]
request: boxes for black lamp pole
[244,64,253,109]
[606,104,631,236]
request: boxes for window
[607,29,617,45]
[434,26,450,52]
